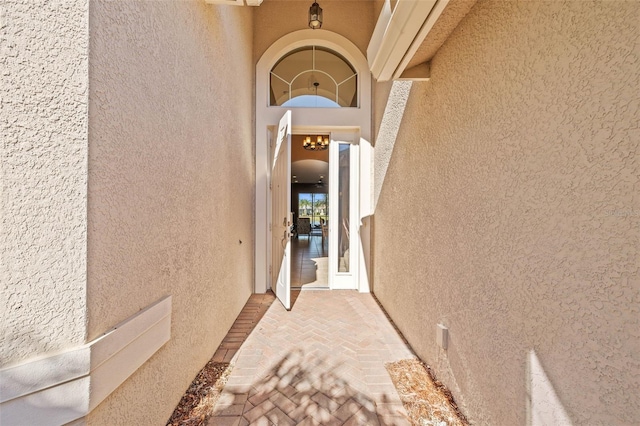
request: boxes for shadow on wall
[0,365,87,425]
[373,80,413,209]
[527,349,572,426]
[360,215,373,292]
[211,349,401,424]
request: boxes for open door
[271,111,292,310]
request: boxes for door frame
[256,29,372,295]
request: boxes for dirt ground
[166,361,232,426]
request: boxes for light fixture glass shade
[303,135,329,151]
[309,2,322,29]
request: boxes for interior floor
[291,231,329,289]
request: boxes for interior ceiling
[291,134,329,184]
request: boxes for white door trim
[255,30,372,294]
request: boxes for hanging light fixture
[308,2,323,30]
[303,135,329,151]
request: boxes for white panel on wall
[0,296,171,425]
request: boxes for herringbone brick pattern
[212,293,275,364]
[208,291,415,425]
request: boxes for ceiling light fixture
[303,135,329,151]
[308,2,323,30]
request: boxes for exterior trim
[367,0,447,81]
[0,296,171,425]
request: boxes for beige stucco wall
[1,0,88,367]
[373,1,639,425]
[86,1,254,423]
[253,0,376,63]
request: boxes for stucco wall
[87,1,254,423]
[373,1,639,424]
[253,0,376,63]
[1,0,88,367]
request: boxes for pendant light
[308,2,323,30]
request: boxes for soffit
[404,0,477,70]
[368,0,478,81]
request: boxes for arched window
[270,46,358,108]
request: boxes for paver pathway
[208,290,416,425]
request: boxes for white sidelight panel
[329,135,359,290]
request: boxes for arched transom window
[270,46,358,108]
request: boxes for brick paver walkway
[208,291,415,426]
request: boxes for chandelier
[303,135,329,151]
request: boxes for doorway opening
[291,135,330,290]
[267,114,363,310]
[256,29,372,298]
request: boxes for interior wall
[373,1,639,424]
[1,0,88,366]
[87,1,254,424]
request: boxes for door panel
[271,111,292,310]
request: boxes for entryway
[255,29,373,299]
[290,135,330,290]
[291,233,328,289]
[269,112,362,308]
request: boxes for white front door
[328,138,359,289]
[271,111,292,310]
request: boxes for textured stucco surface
[1,0,88,367]
[373,1,639,424]
[86,1,254,424]
[405,0,477,70]
[254,0,376,63]
[372,80,412,208]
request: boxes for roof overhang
[367,0,477,82]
